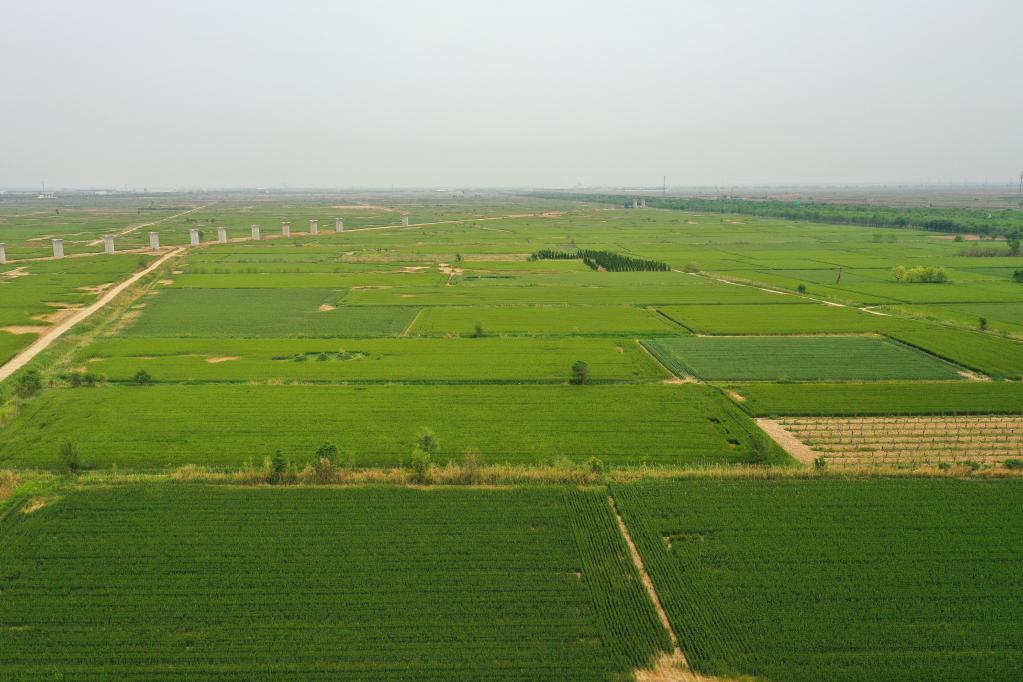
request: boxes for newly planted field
[123,288,417,337]
[642,335,963,381]
[767,415,1023,466]
[613,479,1023,681]
[0,383,776,469]
[729,381,1023,415]
[0,484,670,679]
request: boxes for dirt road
[0,248,183,383]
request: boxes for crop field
[727,381,1023,415]
[0,383,773,469]
[656,302,909,335]
[885,326,1023,379]
[0,484,670,679]
[642,335,964,381]
[123,288,418,337]
[613,479,1023,681]
[767,415,1023,466]
[410,305,682,336]
[78,336,667,383]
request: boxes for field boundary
[608,495,688,668]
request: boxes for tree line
[531,248,669,272]
[529,192,1023,239]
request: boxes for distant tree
[570,360,589,385]
[892,265,907,282]
[315,442,339,463]
[16,370,43,398]
[416,428,439,456]
[796,284,807,294]
[410,448,432,484]
[133,369,152,385]
[746,433,770,465]
[473,321,485,338]
[1008,235,1021,256]
[454,253,463,263]
[1013,270,1023,283]
[979,317,988,331]
[59,439,81,474]
[953,234,964,242]
[270,450,288,483]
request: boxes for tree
[570,360,589,385]
[59,439,81,474]
[979,317,988,331]
[416,428,438,456]
[892,265,907,282]
[16,370,43,398]
[1013,270,1023,283]
[473,321,485,338]
[796,284,807,294]
[410,448,432,484]
[270,450,288,483]
[1008,236,1021,256]
[133,369,152,385]
[746,433,770,465]
[315,442,339,463]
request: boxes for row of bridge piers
[0,212,413,263]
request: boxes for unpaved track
[756,418,819,465]
[87,204,214,245]
[0,248,183,383]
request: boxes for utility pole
[1018,171,1022,207]
[662,175,666,195]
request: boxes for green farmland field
[657,303,912,335]
[643,335,964,381]
[885,326,1023,379]
[727,381,1023,415]
[80,336,667,383]
[0,383,777,469]
[613,479,1023,681]
[410,305,682,336]
[0,484,670,679]
[123,288,417,337]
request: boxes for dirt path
[608,496,689,668]
[87,204,214,245]
[0,248,183,383]
[756,418,819,465]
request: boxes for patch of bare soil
[206,356,240,364]
[158,279,174,285]
[822,300,846,307]
[860,306,890,316]
[1,267,30,280]
[0,471,18,503]
[539,211,563,218]
[727,390,746,403]
[757,418,819,465]
[32,305,82,325]
[22,496,57,514]
[400,266,430,272]
[662,376,699,385]
[2,326,46,335]
[172,269,184,275]
[958,369,991,381]
[330,204,394,211]
[318,304,337,312]
[438,263,464,276]
[78,282,114,295]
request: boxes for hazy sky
[2,1,1021,189]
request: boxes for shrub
[892,265,947,283]
[316,352,329,362]
[796,284,807,294]
[1012,270,1023,283]
[979,317,988,331]
[16,370,43,398]
[410,448,432,484]
[813,456,827,470]
[953,234,964,242]
[1003,459,1023,470]
[61,371,101,388]
[473,321,485,338]
[586,457,605,476]
[683,262,701,273]
[570,360,589,385]
[59,439,81,474]
[746,433,770,465]
[133,369,152,385]
[310,457,336,483]
[315,442,339,463]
